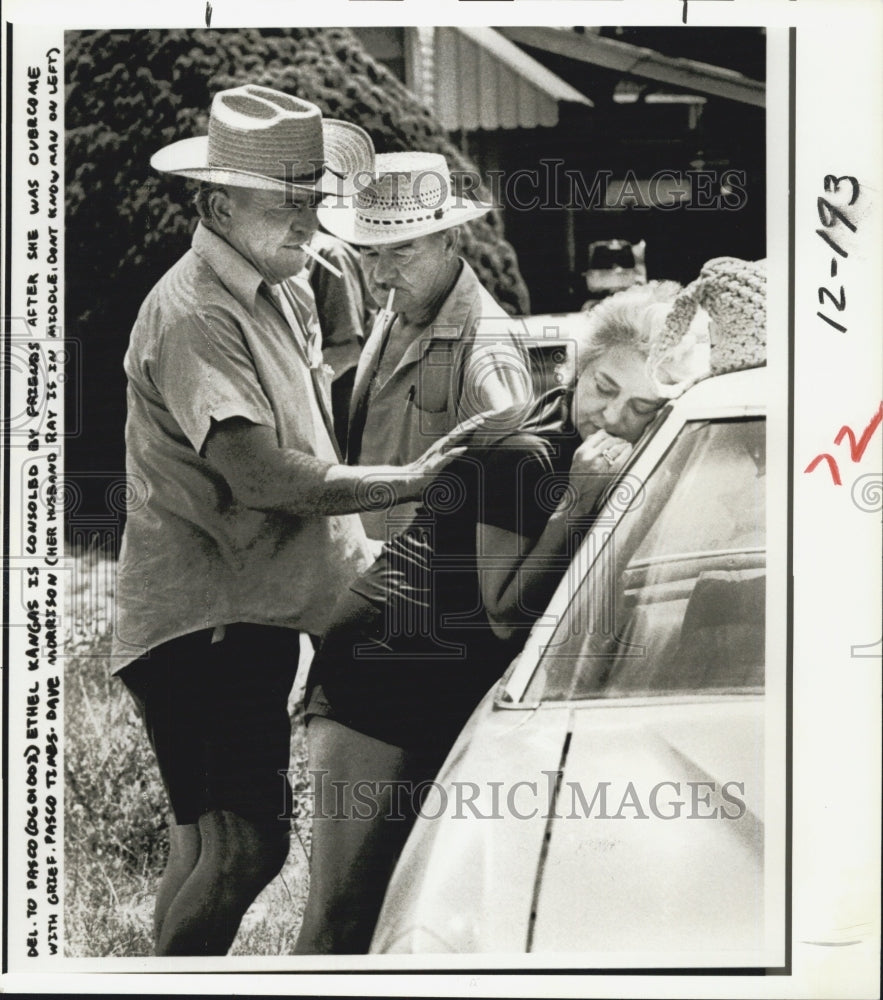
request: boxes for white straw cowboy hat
[150,84,374,194]
[317,151,493,245]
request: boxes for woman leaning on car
[294,279,712,954]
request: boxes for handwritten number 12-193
[804,174,880,487]
[816,174,859,333]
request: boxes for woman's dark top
[305,390,581,764]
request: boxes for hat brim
[150,119,373,195]
[317,196,493,246]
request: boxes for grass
[64,548,313,957]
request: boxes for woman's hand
[566,430,633,514]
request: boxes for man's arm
[204,416,464,517]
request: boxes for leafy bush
[65,27,530,347]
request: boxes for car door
[518,413,768,959]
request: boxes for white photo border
[1,1,880,996]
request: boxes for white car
[371,366,770,961]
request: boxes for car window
[523,419,766,702]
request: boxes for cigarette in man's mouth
[385,287,395,312]
[300,242,343,279]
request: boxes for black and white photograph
[1,2,880,996]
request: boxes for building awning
[412,26,593,132]
[497,27,765,108]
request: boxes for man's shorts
[117,623,299,829]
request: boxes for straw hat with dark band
[150,84,374,194]
[318,151,493,246]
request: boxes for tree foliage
[65,27,531,344]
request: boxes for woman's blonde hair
[574,281,683,377]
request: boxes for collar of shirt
[264,280,325,369]
[191,222,325,365]
[191,222,265,314]
[399,257,484,342]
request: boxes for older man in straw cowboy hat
[112,85,471,956]
[319,151,533,541]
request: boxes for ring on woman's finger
[601,448,617,464]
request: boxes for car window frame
[496,391,766,709]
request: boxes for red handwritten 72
[804,401,883,486]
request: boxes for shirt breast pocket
[408,395,450,445]
[412,343,455,415]
[405,373,452,452]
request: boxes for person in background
[113,85,470,957]
[306,230,376,452]
[319,151,533,543]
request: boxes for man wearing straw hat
[319,151,532,541]
[112,86,469,956]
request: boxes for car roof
[672,365,766,415]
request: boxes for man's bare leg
[155,810,289,955]
[294,717,417,954]
[153,821,201,948]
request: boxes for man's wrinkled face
[358,231,457,319]
[222,187,321,284]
